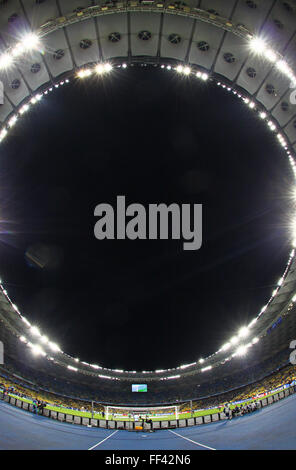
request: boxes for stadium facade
[0,0,296,406]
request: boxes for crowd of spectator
[1,363,295,419]
[179,363,296,413]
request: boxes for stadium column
[106,406,109,421]
[91,401,94,419]
[175,406,179,420]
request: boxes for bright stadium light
[95,64,105,75]
[0,53,13,70]
[19,104,30,115]
[48,342,61,353]
[238,327,249,338]
[230,336,239,345]
[21,316,31,327]
[11,43,25,58]
[8,116,18,128]
[30,326,41,337]
[0,129,7,143]
[264,49,277,63]
[67,365,78,372]
[221,342,231,351]
[248,318,257,328]
[236,345,248,357]
[198,358,205,364]
[252,337,259,344]
[276,59,290,74]
[21,33,40,50]
[77,68,92,79]
[104,63,113,73]
[30,343,46,357]
[180,362,196,369]
[250,37,266,53]
[201,366,212,372]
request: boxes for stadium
[0,0,296,452]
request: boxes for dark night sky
[0,65,293,370]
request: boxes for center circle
[0,65,291,371]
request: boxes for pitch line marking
[168,430,216,450]
[88,430,119,450]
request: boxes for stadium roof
[1,0,296,400]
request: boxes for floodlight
[30,326,41,336]
[238,327,249,338]
[21,33,40,51]
[0,53,13,70]
[48,342,61,352]
[21,316,31,327]
[19,104,30,115]
[30,344,46,357]
[104,63,113,72]
[12,44,25,57]
[77,69,92,78]
[230,336,239,344]
[201,366,212,372]
[248,318,257,328]
[95,64,105,75]
[264,49,277,63]
[236,345,248,356]
[250,37,266,53]
[8,116,18,128]
[276,60,290,74]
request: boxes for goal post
[105,404,179,421]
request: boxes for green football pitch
[7,388,281,421]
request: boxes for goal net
[104,404,180,421]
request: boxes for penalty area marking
[168,430,216,450]
[88,430,119,450]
